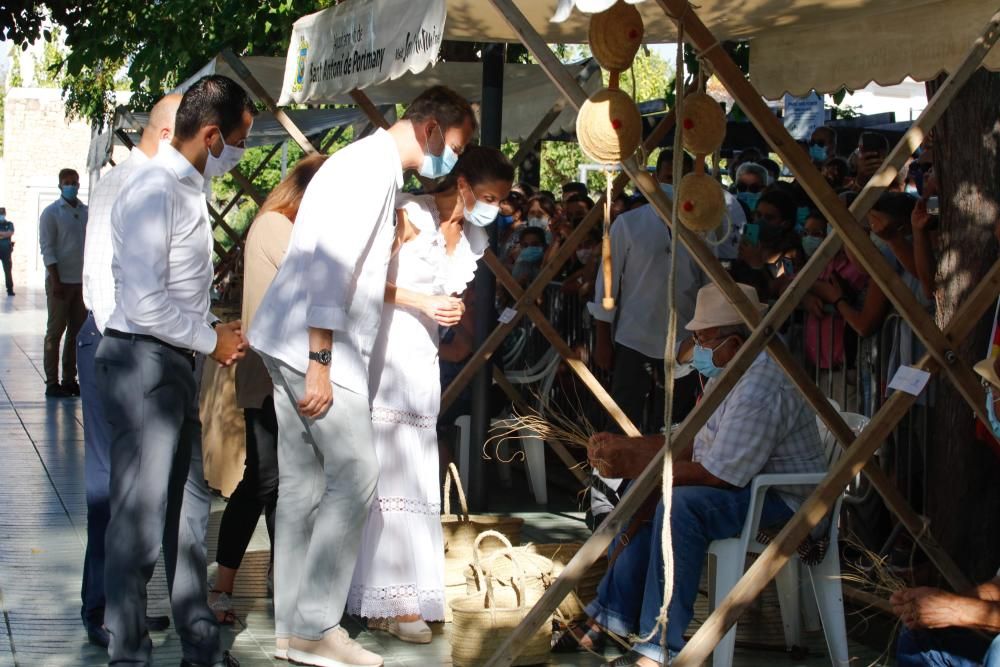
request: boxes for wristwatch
[309,349,332,366]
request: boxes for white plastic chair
[705,412,869,667]
[454,348,561,504]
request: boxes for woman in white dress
[348,146,515,642]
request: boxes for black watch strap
[309,349,332,366]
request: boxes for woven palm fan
[677,171,726,233]
[680,92,727,157]
[588,0,645,72]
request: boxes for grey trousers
[96,335,219,666]
[263,355,379,640]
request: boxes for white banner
[279,0,446,106]
[782,91,825,141]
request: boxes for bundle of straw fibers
[588,0,645,72]
[680,92,728,157]
[577,87,642,165]
[676,172,726,233]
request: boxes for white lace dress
[348,193,486,621]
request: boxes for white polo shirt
[249,128,404,395]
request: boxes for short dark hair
[58,168,79,182]
[174,75,257,142]
[872,191,917,225]
[519,227,547,246]
[656,149,694,175]
[562,181,588,197]
[438,145,514,192]
[758,188,797,227]
[758,158,781,182]
[566,193,595,209]
[403,85,477,133]
[527,194,557,219]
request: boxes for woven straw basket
[677,172,726,232]
[463,532,555,605]
[576,88,642,165]
[527,543,608,622]
[449,535,552,666]
[588,0,644,72]
[680,92,727,156]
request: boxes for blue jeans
[589,485,794,664]
[78,313,110,625]
[898,627,1000,666]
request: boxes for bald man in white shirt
[96,76,253,667]
[78,92,181,649]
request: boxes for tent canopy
[441,0,1000,99]
[179,55,602,143]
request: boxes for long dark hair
[436,145,515,192]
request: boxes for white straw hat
[975,357,1000,389]
[686,283,767,331]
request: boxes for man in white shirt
[248,86,476,667]
[77,93,181,649]
[95,75,253,667]
[39,167,88,397]
[588,150,716,528]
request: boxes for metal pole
[468,42,505,510]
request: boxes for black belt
[103,328,197,362]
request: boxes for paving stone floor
[0,280,885,666]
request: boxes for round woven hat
[680,92,727,156]
[676,172,726,232]
[577,87,642,164]
[589,0,645,72]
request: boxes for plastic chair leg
[775,559,803,650]
[708,541,743,667]
[522,431,547,504]
[809,553,850,666]
[454,415,471,490]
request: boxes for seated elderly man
[555,283,827,666]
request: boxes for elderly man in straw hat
[555,283,827,666]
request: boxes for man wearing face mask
[587,149,708,530]
[39,168,88,398]
[567,283,825,666]
[808,126,838,166]
[97,75,254,667]
[249,85,476,667]
[78,93,181,648]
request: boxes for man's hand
[801,293,825,319]
[857,151,883,184]
[211,321,246,367]
[587,432,663,479]
[891,587,963,630]
[811,278,844,305]
[911,197,932,233]
[299,361,333,418]
[51,279,67,300]
[594,335,614,372]
[420,294,464,327]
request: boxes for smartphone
[860,132,884,153]
[927,196,940,216]
[743,223,760,246]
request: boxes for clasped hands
[211,320,247,367]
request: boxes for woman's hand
[299,362,333,418]
[811,279,844,305]
[420,294,465,327]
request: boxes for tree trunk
[926,68,1000,584]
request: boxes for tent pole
[221,48,319,155]
[466,42,507,510]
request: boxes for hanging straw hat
[577,87,642,164]
[681,92,728,156]
[686,282,767,331]
[588,0,645,72]
[676,172,726,232]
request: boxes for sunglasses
[736,182,764,193]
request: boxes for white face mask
[460,184,500,227]
[204,134,245,178]
[526,216,549,229]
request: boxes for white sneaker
[369,617,432,644]
[287,627,383,667]
[275,637,289,661]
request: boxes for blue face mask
[418,125,459,179]
[460,185,500,228]
[692,344,724,378]
[802,235,823,257]
[737,191,760,213]
[61,184,80,201]
[517,246,544,263]
[796,207,811,228]
[497,214,515,231]
[988,388,1000,439]
[809,144,828,163]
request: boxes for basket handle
[472,530,515,573]
[443,462,470,519]
[482,546,527,611]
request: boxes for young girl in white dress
[348,146,515,642]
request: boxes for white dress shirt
[39,196,88,284]
[589,200,708,360]
[105,143,217,355]
[83,148,149,332]
[249,128,403,396]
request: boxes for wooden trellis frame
[424,2,1000,665]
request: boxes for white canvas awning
[441,0,1000,99]
[177,55,602,143]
